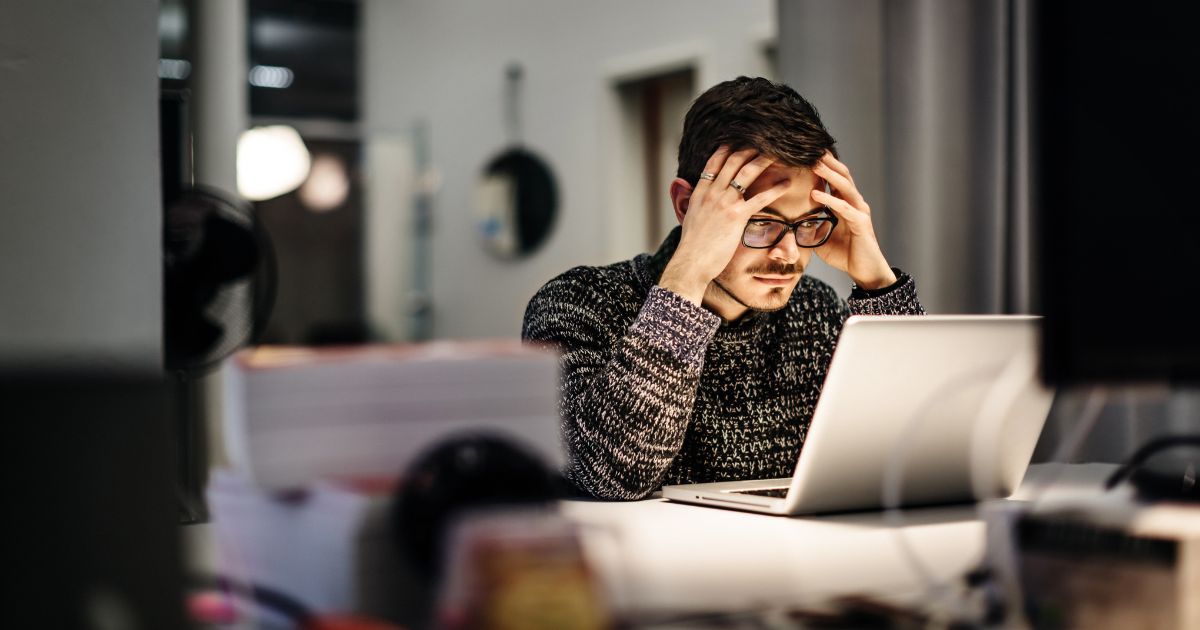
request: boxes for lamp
[236,124,311,201]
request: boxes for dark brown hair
[676,76,836,184]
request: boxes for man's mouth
[752,275,797,286]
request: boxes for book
[221,339,565,490]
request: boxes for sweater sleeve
[522,274,720,500]
[846,270,925,315]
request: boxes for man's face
[705,164,825,319]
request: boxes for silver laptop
[662,315,1055,515]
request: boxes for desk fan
[164,185,276,522]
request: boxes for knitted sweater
[521,227,925,500]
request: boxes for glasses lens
[743,220,786,248]
[795,217,834,247]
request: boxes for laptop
[661,315,1055,515]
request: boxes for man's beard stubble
[711,260,805,314]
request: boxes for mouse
[1128,446,1200,502]
[1105,436,1200,503]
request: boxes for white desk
[196,463,1117,626]
[559,463,1116,617]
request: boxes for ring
[729,180,746,194]
[699,172,716,181]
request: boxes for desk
[197,463,1116,626]
[560,462,1115,617]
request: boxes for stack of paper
[221,339,565,490]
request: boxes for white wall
[363,0,775,340]
[0,0,161,375]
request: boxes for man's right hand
[658,146,791,306]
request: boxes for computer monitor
[1034,1,1200,386]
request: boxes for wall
[0,0,162,375]
[363,0,775,340]
[777,0,886,299]
[0,4,185,626]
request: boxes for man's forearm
[526,286,720,499]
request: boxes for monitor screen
[1035,1,1200,385]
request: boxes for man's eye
[749,219,776,227]
[798,219,819,229]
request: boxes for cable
[1103,434,1200,491]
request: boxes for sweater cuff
[630,285,721,367]
[847,269,924,315]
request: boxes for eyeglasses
[742,213,838,249]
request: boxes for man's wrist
[850,267,907,298]
[658,265,708,306]
[850,266,898,291]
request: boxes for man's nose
[768,233,801,263]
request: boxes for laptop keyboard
[731,487,789,498]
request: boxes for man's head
[671,77,838,320]
[676,76,835,185]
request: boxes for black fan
[164,186,276,374]
[164,185,277,523]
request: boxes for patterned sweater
[522,227,925,500]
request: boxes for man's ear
[669,178,693,225]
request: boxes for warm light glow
[236,125,311,201]
[298,153,351,212]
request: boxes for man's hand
[659,147,791,305]
[811,152,897,290]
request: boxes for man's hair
[676,76,836,184]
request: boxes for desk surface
[194,462,1119,626]
[559,462,1117,616]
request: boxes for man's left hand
[811,152,897,290]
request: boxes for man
[522,77,924,500]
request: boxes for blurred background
[166,0,1200,469]
[2,0,1197,626]
[151,0,1031,349]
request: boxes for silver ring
[729,180,746,194]
[699,172,716,181]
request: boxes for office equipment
[390,433,564,580]
[1104,435,1200,503]
[436,508,613,630]
[1034,0,1200,385]
[662,315,1054,515]
[221,339,565,490]
[1015,496,1200,629]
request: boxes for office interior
[3,0,1198,628]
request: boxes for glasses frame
[741,212,839,249]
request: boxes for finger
[813,162,867,210]
[820,151,854,186]
[693,145,732,195]
[712,147,759,194]
[727,154,777,197]
[743,178,791,213]
[812,186,865,220]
